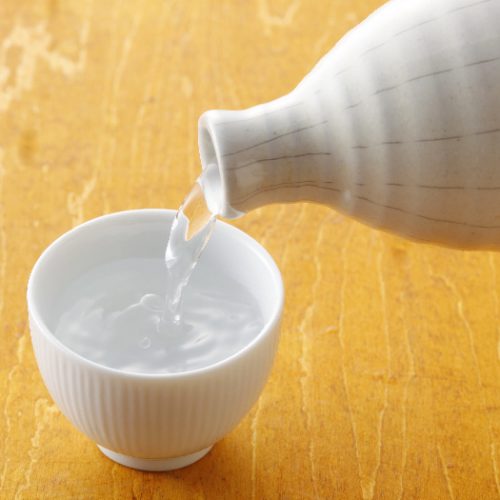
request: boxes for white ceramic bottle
[199,0,500,249]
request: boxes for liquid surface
[54,257,264,374]
[53,175,258,374]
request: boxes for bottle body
[199,0,500,249]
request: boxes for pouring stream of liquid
[164,177,216,322]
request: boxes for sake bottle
[198,0,500,249]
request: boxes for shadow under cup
[27,209,283,471]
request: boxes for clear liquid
[53,175,262,374]
[164,180,216,322]
[54,257,263,374]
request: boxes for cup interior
[28,209,283,371]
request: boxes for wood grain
[0,1,499,498]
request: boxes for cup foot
[97,445,213,471]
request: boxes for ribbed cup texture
[30,314,279,459]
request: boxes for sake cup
[27,209,283,471]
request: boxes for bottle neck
[198,91,339,218]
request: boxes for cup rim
[27,209,284,380]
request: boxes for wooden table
[1,1,499,498]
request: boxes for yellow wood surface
[1,1,499,498]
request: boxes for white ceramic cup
[27,209,283,471]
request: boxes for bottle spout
[198,112,244,219]
[198,94,332,218]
